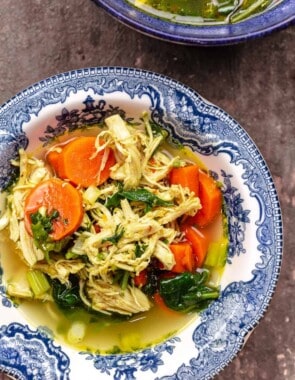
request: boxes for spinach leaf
[159,271,219,312]
[51,276,82,309]
[104,192,123,209]
[106,188,173,211]
[142,263,159,296]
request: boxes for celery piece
[27,270,50,297]
[205,242,219,267]
[207,268,223,288]
[230,0,267,23]
[218,5,235,14]
[204,237,228,268]
[83,185,100,205]
[67,321,86,344]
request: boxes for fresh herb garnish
[134,242,147,258]
[112,269,130,290]
[106,188,173,212]
[30,208,69,259]
[102,224,125,245]
[30,208,59,244]
[149,121,168,138]
[65,251,80,260]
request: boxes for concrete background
[0,0,294,379]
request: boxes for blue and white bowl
[0,67,282,379]
[92,0,295,45]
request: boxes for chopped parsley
[106,188,173,212]
[30,208,59,244]
[102,224,125,245]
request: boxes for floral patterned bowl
[92,0,295,45]
[0,67,282,380]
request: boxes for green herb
[149,121,168,138]
[65,251,80,260]
[30,209,70,259]
[44,238,70,253]
[102,224,125,245]
[120,271,130,290]
[105,192,123,209]
[97,252,105,260]
[172,159,185,168]
[106,188,173,212]
[112,269,130,290]
[134,242,147,258]
[30,208,59,244]
[159,271,219,312]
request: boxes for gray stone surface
[0,1,294,379]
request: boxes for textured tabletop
[0,1,294,379]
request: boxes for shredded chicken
[0,114,202,316]
[34,259,85,285]
[3,150,51,265]
[83,278,151,315]
[103,114,143,189]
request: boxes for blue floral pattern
[0,67,282,379]
[39,98,134,146]
[80,338,180,380]
[221,170,250,262]
[0,267,12,308]
[0,323,70,380]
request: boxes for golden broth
[0,228,197,353]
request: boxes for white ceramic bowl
[0,67,282,380]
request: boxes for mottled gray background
[0,0,294,379]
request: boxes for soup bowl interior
[0,67,282,380]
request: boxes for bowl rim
[92,0,295,45]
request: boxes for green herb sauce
[129,0,282,24]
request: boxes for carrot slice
[47,137,116,188]
[133,270,148,287]
[182,225,209,268]
[189,170,222,228]
[46,150,61,175]
[170,242,195,273]
[169,165,199,196]
[24,178,83,241]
